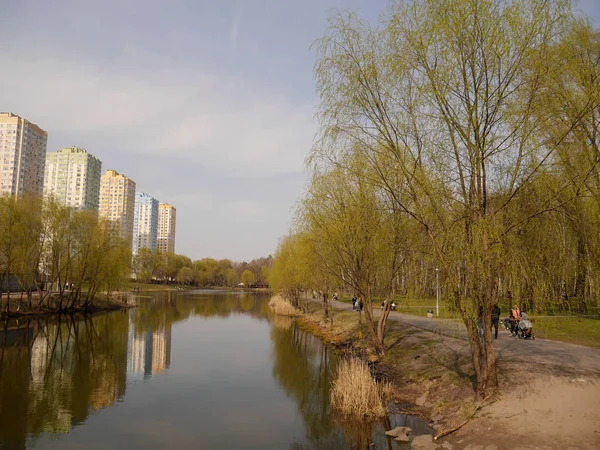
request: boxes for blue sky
[1,0,599,261]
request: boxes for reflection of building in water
[152,328,171,374]
[127,320,172,381]
[28,332,72,433]
[30,335,49,386]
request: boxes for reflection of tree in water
[271,323,397,450]
[128,292,270,334]
[0,320,31,450]
[0,312,129,449]
[0,293,299,449]
[270,323,350,449]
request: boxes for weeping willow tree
[299,153,407,355]
[311,0,599,397]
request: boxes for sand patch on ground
[448,376,600,449]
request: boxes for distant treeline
[132,249,271,288]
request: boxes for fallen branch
[505,409,527,419]
[433,393,495,441]
[434,419,469,441]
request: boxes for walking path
[328,299,600,376]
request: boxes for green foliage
[0,194,131,311]
[240,269,256,286]
[302,0,600,397]
[269,233,315,308]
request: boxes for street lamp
[435,268,439,317]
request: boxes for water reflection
[0,292,430,449]
[0,312,129,448]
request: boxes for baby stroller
[517,314,535,340]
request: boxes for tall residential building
[157,203,176,253]
[99,170,136,246]
[0,112,48,198]
[132,192,159,256]
[43,147,102,210]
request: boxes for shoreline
[0,295,135,320]
[282,296,600,449]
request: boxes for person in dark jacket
[491,304,501,339]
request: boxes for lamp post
[435,268,439,317]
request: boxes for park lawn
[531,316,600,349]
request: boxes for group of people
[351,296,363,312]
[478,303,534,340]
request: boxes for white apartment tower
[43,147,102,210]
[157,203,176,253]
[99,170,136,247]
[0,112,48,198]
[133,192,159,256]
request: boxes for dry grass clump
[269,295,302,317]
[330,357,392,419]
[273,315,294,330]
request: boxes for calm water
[0,290,430,449]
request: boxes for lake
[0,290,430,449]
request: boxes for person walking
[491,303,501,339]
[352,296,357,311]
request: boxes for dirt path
[329,299,600,376]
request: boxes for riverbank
[293,298,600,449]
[0,292,134,319]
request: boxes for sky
[1,0,599,262]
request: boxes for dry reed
[330,358,391,420]
[273,315,294,330]
[268,295,302,317]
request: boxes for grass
[268,295,302,316]
[531,316,600,349]
[330,357,392,420]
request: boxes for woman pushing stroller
[505,305,535,339]
[509,305,521,336]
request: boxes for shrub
[330,357,391,419]
[268,295,302,316]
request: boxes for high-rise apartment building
[157,203,176,253]
[43,147,102,210]
[0,112,48,198]
[99,170,136,246]
[132,192,159,256]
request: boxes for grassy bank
[294,301,480,431]
[276,297,600,447]
[128,282,184,291]
[533,316,600,349]
[0,293,132,319]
